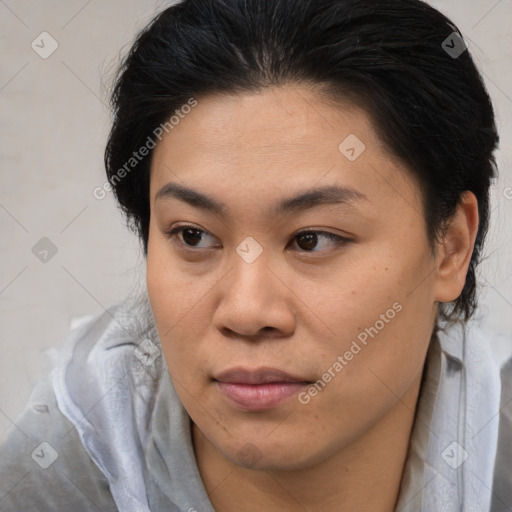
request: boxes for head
[104,0,498,471]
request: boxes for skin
[146,84,479,512]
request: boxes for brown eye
[165,225,218,249]
[181,228,205,247]
[292,231,348,253]
[295,232,319,251]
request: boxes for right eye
[165,225,220,251]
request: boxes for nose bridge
[214,238,296,336]
[230,237,274,303]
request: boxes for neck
[192,372,422,512]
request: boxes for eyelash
[164,225,351,255]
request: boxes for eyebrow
[155,182,367,217]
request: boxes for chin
[220,435,330,472]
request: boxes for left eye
[291,230,348,252]
[165,226,348,253]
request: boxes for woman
[1,0,510,510]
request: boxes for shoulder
[490,334,512,511]
[0,376,119,511]
[491,333,512,512]
[0,295,159,512]
[0,293,147,512]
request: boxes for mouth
[213,367,312,411]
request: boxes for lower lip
[216,381,308,411]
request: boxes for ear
[433,191,480,303]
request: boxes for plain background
[1,0,511,443]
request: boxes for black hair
[104,0,499,325]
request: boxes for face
[146,84,441,471]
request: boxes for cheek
[306,248,434,399]
[310,243,432,339]
[146,237,215,386]
[146,232,202,326]
[302,300,431,451]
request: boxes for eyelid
[165,224,219,249]
[165,224,352,254]
[289,229,351,253]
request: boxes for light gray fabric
[394,330,441,511]
[395,321,510,511]
[1,294,511,511]
[490,355,512,511]
[0,375,118,511]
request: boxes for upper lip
[213,367,310,385]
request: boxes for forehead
[149,85,421,219]
[152,86,379,168]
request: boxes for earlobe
[433,191,479,303]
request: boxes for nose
[212,249,296,340]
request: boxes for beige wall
[1,0,511,442]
